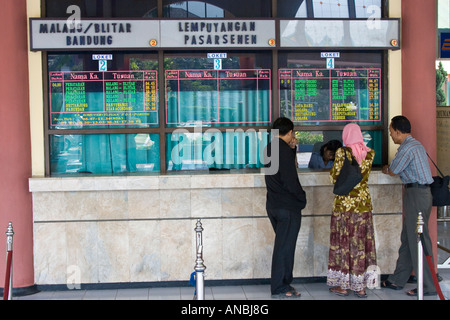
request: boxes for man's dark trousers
[267,208,302,295]
[387,187,436,293]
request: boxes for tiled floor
[14,269,450,300]
[12,221,450,301]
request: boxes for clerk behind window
[308,140,342,169]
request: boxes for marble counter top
[29,170,402,192]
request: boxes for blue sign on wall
[441,33,450,58]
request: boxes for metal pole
[195,246,205,300]
[194,219,206,300]
[417,212,424,301]
[5,222,14,300]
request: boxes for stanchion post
[4,222,14,300]
[417,212,424,301]
[194,219,206,300]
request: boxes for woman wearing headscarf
[327,123,377,298]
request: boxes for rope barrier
[438,243,450,254]
[425,254,445,300]
[189,271,197,299]
[3,251,12,300]
[417,213,445,300]
[419,233,446,300]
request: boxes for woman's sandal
[329,287,349,296]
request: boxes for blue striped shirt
[389,135,433,185]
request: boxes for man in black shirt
[264,117,307,298]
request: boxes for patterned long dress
[327,147,377,292]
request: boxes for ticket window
[164,51,272,171]
[278,51,384,168]
[47,52,161,175]
[164,52,272,128]
[47,51,273,175]
[295,130,382,169]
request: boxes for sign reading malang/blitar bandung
[30,19,160,50]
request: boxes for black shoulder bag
[333,148,363,196]
[427,153,450,206]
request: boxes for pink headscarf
[342,123,371,164]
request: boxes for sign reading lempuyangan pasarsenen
[160,20,275,48]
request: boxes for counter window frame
[276,50,389,168]
[43,49,388,175]
[40,0,390,176]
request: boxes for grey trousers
[387,186,436,292]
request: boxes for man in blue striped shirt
[381,116,436,296]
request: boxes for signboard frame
[30,18,400,51]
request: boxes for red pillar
[0,1,36,294]
[401,1,438,267]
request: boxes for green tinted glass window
[50,133,160,175]
[166,130,270,171]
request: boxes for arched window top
[163,1,224,18]
[45,0,382,19]
[162,0,272,18]
[279,0,382,19]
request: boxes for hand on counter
[382,165,396,176]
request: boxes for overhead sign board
[280,19,400,49]
[440,32,450,58]
[30,19,160,50]
[160,20,276,48]
[30,18,400,51]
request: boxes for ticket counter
[29,171,402,286]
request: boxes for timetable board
[165,69,271,126]
[279,68,381,124]
[49,70,158,128]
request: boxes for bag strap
[343,147,349,161]
[343,147,358,165]
[427,152,445,178]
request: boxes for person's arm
[382,165,396,176]
[278,144,306,203]
[383,148,411,176]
